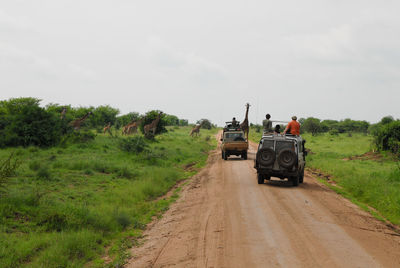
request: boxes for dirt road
[127,139,400,267]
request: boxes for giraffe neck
[244,106,249,121]
[153,114,161,126]
[80,113,90,122]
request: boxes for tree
[380,116,394,125]
[0,98,63,147]
[115,112,140,129]
[298,118,306,125]
[163,114,180,126]
[320,120,339,133]
[140,110,167,135]
[302,117,321,136]
[373,120,400,153]
[179,119,189,126]
[89,105,120,128]
[197,119,213,130]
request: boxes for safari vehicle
[221,122,249,160]
[254,133,306,186]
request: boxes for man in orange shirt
[283,116,301,136]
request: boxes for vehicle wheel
[256,148,275,166]
[221,151,224,159]
[257,173,264,184]
[277,149,297,169]
[224,152,228,160]
[291,176,299,186]
[299,168,304,183]
[243,152,247,160]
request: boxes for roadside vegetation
[250,115,400,226]
[303,133,400,225]
[0,97,217,267]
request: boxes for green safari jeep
[254,133,307,186]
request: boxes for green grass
[249,128,400,226]
[0,126,217,267]
[302,133,400,225]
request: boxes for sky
[1,0,399,126]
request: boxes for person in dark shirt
[274,124,281,134]
[262,114,272,133]
[232,117,238,127]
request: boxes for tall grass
[0,126,217,267]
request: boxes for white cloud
[0,42,97,81]
[0,42,56,75]
[145,35,228,83]
[0,9,32,32]
[67,63,97,80]
[285,24,358,62]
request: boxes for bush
[36,166,53,181]
[88,105,120,129]
[197,119,213,130]
[29,160,42,171]
[61,131,96,145]
[139,110,167,135]
[0,98,64,147]
[115,112,140,130]
[0,153,20,194]
[116,166,137,179]
[373,120,400,153]
[163,114,179,126]
[115,212,131,229]
[119,136,149,153]
[329,129,339,136]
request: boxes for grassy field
[249,128,400,225]
[0,126,217,267]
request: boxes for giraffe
[69,112,93,130]
[122,120,134,135]
[60,107,67,120]
[103,122,112,135]
[240,103,250,140]
[122,119,141,135]
[190,124,201,137]
[144,112,163,136]
[126,119,143,135]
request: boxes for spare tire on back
[257,148,275,166]
[277,149,297,169]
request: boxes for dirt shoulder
[127,137,400,267]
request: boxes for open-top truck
[221,121,249,160]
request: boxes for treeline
[300,116,400,155]
[0,97,188,148]
[299,117,370,135]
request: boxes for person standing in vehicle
[232,117,238,127]
[262,114,272,133]
[283,116,301,136]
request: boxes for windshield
[224,132,244,141]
